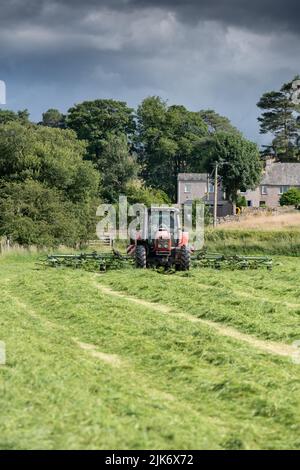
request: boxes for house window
[184,183,191,193]
[209,183,214,193]
[261,185,268,195]
[279,186,289,195]
[260,201,266,207]
[247,200,252,207]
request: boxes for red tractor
[128,206,191,271]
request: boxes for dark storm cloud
[129,0,300,34]
[1,0,299,33]
[0,0,299,142]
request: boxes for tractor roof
[149,206,180,213]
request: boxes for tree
[236,195,247,209]
[66,99,137,201]
[257,76,300,161]
[0,179,84,247]
[17,110,30,124]
[0,122,99,198]
[0,122,100,246]
[66,99,135,161]
[125,179,170,206]
[99,134,139,202]
[199,110,241,135]
[279,188,300,208]
[192,199,212,226]
[202,132,262,202]
[0,109,30,125]
[41,108,65,128]
[137,97,207,199]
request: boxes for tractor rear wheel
[179,246,190,271]
[136,245,147,269]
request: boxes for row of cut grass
[0,254,300,449]
[101,257,300,342]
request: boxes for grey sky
[0,0,299,143]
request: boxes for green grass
[103,257,300,342]
[205,229,300,256]
[1,253,300,450]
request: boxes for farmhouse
[177,161,300,213]
[242,161,300,208]
[177,172,234,217]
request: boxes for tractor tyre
[135,245,147,269]
[179,246,190,271]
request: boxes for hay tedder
[45,206,273,272]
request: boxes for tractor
[128,206,191,271]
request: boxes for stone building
[177,161,300,214]
[242,162,300,208]
[177,173,234,217]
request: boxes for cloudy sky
[0,0,299,143]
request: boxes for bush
[0,122,100,246]
[0,180,90,247]
[192,199,212,226]
[0,122,99,199]
[279,188,300,208]
[125,180,170,206]
[236,195,247,209]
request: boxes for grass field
[1,252,300,450]
[205,211,300,256]
[205,228,300,256]
[218,210,300,231]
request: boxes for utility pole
[207,174,210,203]
[213,162,218,228]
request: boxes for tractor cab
[148,207,181,250]
[131,206,190,270]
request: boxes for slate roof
[178,163,300,187]
[262,163,300,186]
[178,173,208,182]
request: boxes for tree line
[0,75,298,247]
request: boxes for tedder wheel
[135,244,147,269]
[179,246,190,271]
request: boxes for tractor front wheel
[179,246,190,271]
[136,245,147,269]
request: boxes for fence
[0,237,11,254]
[0,236,116,255]
[0,237,40,255]
[87,237,112,249]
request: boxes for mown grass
[0,253,300,449]
[103,258,300,342]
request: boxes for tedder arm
[42,249,273,272]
